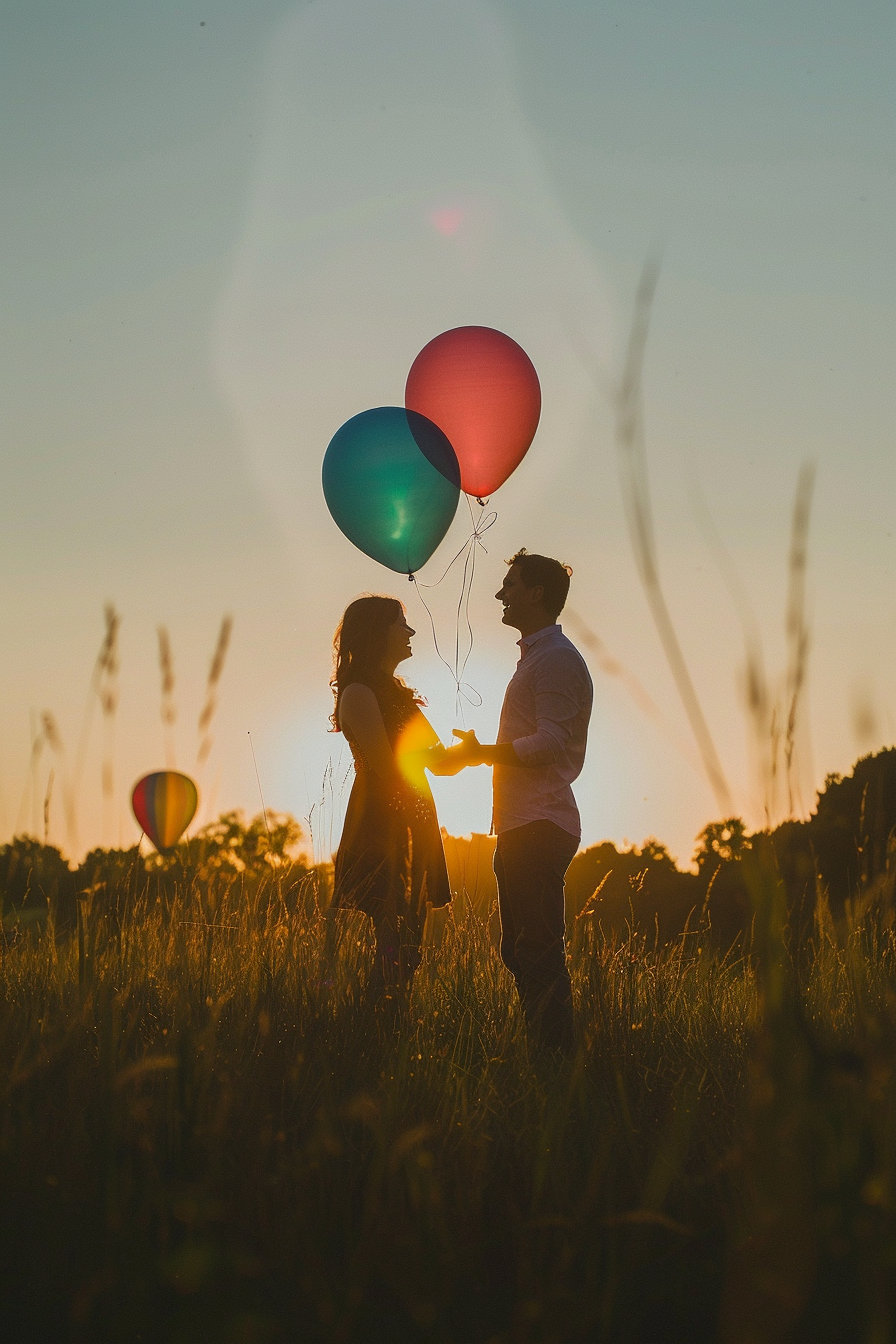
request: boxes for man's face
[495,565,541,631]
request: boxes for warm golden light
[395,714,440,793]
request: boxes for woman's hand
[427,729,483,775]
[452,729,482,759]
[447,729,522,769]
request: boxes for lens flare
[395,715,439,793]
[430,206,464,236]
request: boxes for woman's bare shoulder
[339,682,379,709]
[338,682,382,730]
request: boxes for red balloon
[405,326,541,498]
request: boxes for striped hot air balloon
[131,771,198,853]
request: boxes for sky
[1,0,894,865]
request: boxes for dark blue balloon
[322,407,460,573]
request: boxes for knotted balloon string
[412,500,497,591]
[409,499,497,717]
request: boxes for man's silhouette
[453,549,593,1052]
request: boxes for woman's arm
[396,709,461,778]
[427,742,468,776]
[338,684,398,782]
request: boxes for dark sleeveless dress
[332,679,451,923]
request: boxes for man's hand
[451,728,482,759]
[428,729,523,775]
[454,729,522,769]
[427,730,483,776]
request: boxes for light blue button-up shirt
[493,623,593,839]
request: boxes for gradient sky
[1,0,894,864]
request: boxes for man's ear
[530,584,545,608]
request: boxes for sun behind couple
[330,550,593,1052]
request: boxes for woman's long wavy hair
[330,595,421,731]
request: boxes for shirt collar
[517,623,561,655]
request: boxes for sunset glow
[1,0,893,865]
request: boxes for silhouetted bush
[565,749,896,951]
[566,837,702,943]
[0,811,328,937]
[0,837,78,936]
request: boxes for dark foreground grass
[2,843,896,1343]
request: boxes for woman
[330,594,462,1009]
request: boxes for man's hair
[506,549,573,621]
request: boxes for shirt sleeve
[511,650,589,767]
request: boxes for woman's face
[383,611,415,668]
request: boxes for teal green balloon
[322,407,461,574]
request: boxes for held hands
[446,731,522,771]
[425,729,485,776]
[451,729,483,763]
[441,728,485,774]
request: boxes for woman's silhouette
[329,595,460,1013]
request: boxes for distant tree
[0,837,77,934]
[65,811,322,921]
[807,748,896,907]
[172,810,308,877]
[565,838,701,944]
[79,845,143,890]
[694,818,750,870]
[766,818,816,947]
[639,837,676,868]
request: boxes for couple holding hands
[330,549,593,1053]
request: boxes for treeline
[0,810,324,940]
[448,747,896,947]
[563,746,896,947]
[4,747,896,948]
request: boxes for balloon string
[409,575,471,709]
[458,494,498,692]
[410,498,496,717]
[414,502,497,591]
[453,496,480,698]
[454,527,474,685]
[457,507,479,691]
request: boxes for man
[453,549,593,1052]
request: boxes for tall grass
[2,849,896,1342]
[157,627,177,770]
[613,257,732,816]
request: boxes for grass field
[2,836,895,1343]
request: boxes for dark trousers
[494,820,579,1053]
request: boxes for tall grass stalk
[614,257,732,815]
[157,626,177,770]
[197,616,233,770]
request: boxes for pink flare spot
[430,207,464,236]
